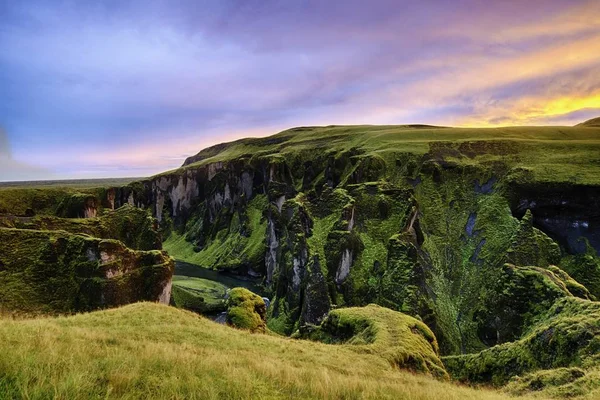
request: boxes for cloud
[0,1,599,180]
[0,127,54,182]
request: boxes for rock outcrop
[225,287,267,332]
[298,304,448,379]
[0,228,174,314]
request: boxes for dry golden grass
[0,302,543,399]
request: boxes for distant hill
[577,117,600,127]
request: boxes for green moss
[226,287,267,332]
[505,367,588,398]
[0,228,173,315]
[2,205,161,251]
[444,297,600,387]
[561,239,600,299]
[266,299,296,335]
[474,264,588,348]
[165,195,267,271]
[170,275,227,314]
[299,304,448,379]
[0,187,77,216]
[507,209,561,267]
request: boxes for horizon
[1,119,597,184]
[1,0,599,181]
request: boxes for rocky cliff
[0,228,173,314]
[81,125,598,356]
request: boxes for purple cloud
[0,0,599,180]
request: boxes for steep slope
[0,302,528,400]
[0,228,173,314]
[299,304,448,379]
[445,297,600,398]
[127,124,600,355]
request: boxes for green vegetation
[182,125,600,185]
[226,287,267,332]
[0,302,531,400]
[0,187,79,216]
[170,275,227,313]
[444,297,600,397]
[2,122,600,398]
[0,205,161,250]
[561,240,600,299]
[165,195,268,271]
[0,228,173,315]
[299,304,448,379]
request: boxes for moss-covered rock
[507,210,561,268]
[504,367,588,398]
[561,239,600,299]
[475,264,591,347]
[1,205,161,250]
[444,297,600,387]
[170,276,227,314]
[226,287,267,332]
[0,228,174,315]
[298,304,448,379]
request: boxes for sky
[0,0,599,181]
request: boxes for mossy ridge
[504,367,591,398]
[444,297,600,390]
[0,205,161,251]
[298,304,448,379]
[0,227,173,315]
[0,302,535,400]
[561,239,600,299]
[506,209,561,267]
[181,125,600,185]
[475,263,592,349]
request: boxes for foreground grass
[0,303,534,400]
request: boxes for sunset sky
[1,0,599,181]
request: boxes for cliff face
[92,125,600,356]
[0,228,173,314]
[0,204,162,251]
[0,196,172,315]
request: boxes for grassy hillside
[0,302,531,400]
[577,117,600,127]
[181,125,600,185]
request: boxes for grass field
[179,125,600,185]
[0,302,536,400]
